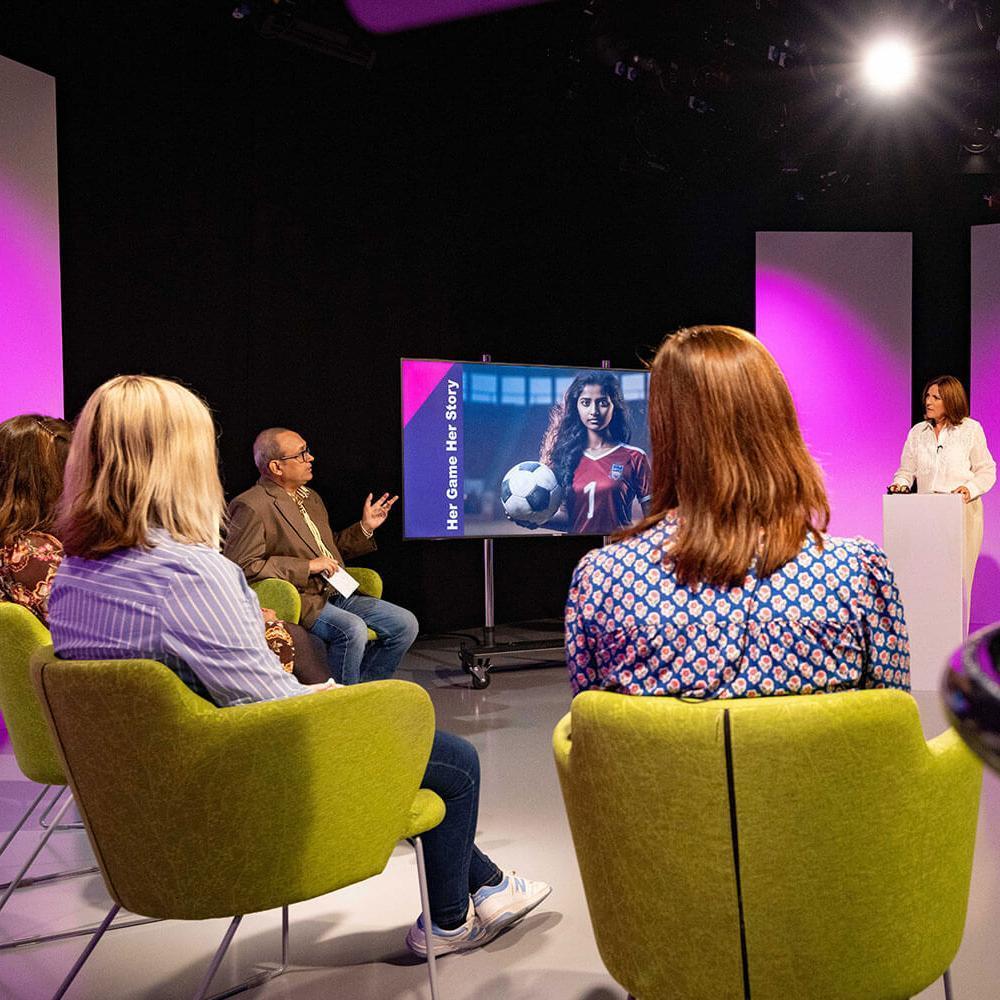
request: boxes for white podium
[882,493,965,692]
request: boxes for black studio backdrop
[1,0,988,630]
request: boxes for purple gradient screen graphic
[0,56,62,423]
[970,224,1000,630]
[756,232,912,544]
[345,0,549,33]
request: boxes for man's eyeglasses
[277,445,312,463]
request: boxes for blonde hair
[622,325,829,586]
[58,376,226,558]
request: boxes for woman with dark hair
[539,371,651,535]
[888,374,995,626]
[566,326,910,699]
[0,414,72,622]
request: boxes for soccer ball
[500,461,563,526]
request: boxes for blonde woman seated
[48,375,549,956]
[566,325,910,698]
[0,413,313,680]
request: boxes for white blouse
[892,418,996,499]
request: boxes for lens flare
[861,38,916,96]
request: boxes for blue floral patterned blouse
[565,514,910,698]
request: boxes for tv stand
[456,538,566,687]
[457,534,611,688]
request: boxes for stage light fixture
[861,37,916,96]
[957,97,1000,173]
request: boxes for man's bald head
[253,427,294,475]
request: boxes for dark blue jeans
[421,729,501,927]
[308,593,419,685]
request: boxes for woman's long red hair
[621,325,830,586]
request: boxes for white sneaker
[472,872,552,939]
[405,900,488,958]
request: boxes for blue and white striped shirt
[48,528,308,707]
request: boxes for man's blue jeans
[422,729,502,927]
[308,592,418,685]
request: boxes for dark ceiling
[6,0,1000,218]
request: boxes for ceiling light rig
[232,0,376,69]
[559,0,1000,198]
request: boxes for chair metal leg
[0,865,100,894]
[0,787,98,893]
[52,902,121,1000]
[35,786,68,828]
[0,784,51,860]
[38,787,84,831]
[203,906,290,1000]
[0,793,74,913]
[944,967,954,1000]
[0,914,160,951]
[193,915,244,1000]
[412,835,441,1000]
[0,787,159,950]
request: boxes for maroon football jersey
[566,444,651,534]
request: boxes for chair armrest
[552,711,573,775]
[924,728,983,825]
[346,567,383,599]
[0,604,65,785]
[405,788,446,839]
[250,579,301,624]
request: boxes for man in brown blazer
[224,428,418,684]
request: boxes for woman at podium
[888,375,996,616]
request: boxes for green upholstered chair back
[345,567,383,600]
[250,578,302,624]
[553,689,982,1000]
[0,603,65,785]
[251,571,384,623]
[31,649,436,921]
[251,569,382,639]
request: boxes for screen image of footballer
[401,359,651,540]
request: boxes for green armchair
[251,567,383,641]
[0,603,154,946]
[31,649,445,999]
[554,689,982,1000]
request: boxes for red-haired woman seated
[566,325,910,698]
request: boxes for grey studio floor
[0,630,998,1000]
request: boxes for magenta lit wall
[970,223,1000,630]
[756,232,912,544]
[0,55,63,423]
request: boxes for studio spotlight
[861,37,916,96]
[960,99,997,155]
[958,98,1000,174]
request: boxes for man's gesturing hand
[361,492,398,534]
[308,556,340,576]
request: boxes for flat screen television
[401,359,651,539]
